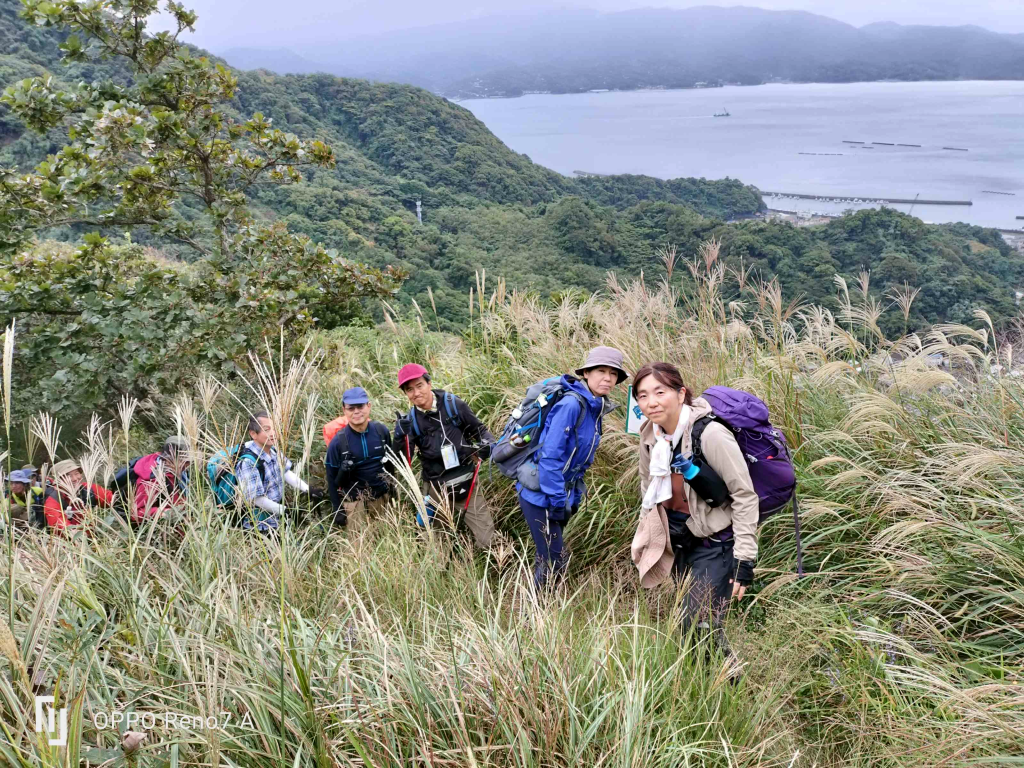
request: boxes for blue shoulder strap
[410,393,462,438]
[443,391,462,427]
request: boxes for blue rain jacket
[517,375,604,510]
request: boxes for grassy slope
[2,266,1021,765]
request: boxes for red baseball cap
[397,363,429,389]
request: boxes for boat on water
[713,108,730,117]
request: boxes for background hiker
[43,459,114,533]
[236,411,323,533]
[515,346,626,589]
[631,362,759,657]
[325,387,392,528]
[392,363,495,549]
[6,468,44,528]
[131,436,192,525]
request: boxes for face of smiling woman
[634,372,688,432]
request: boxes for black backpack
[109,455,147,519]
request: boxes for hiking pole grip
[792,494,804,578]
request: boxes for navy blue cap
[342,387,370,405]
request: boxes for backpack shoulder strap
[690,415,715,461]
[566,391,590,432]
[237,446,267,481]
[330,427,351,457]
[443,392,462,428]
[373,421,390,444]
[408,407,421,438]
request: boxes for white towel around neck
[641,405,691,515]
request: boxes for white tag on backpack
[441,443,459,470]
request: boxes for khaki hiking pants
[421,481,494,549]
[342,494,389,531]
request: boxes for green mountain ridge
[224,7,1024,98]
[2,0,1021,338]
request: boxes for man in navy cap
[325,387,392,528]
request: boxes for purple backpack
[692,386,803,575]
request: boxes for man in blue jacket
[325,387,392,529]
[516,346,628,588]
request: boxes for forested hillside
[2,0,1023,425]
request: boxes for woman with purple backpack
[630,361,760,656]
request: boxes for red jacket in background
[131,453,187,522]
[43,483,113,531]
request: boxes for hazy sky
[155,1,1024,49]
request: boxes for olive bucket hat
[574,346,629,384]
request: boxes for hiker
[43,459,114,532]
[130,436,192,524]
[392,364,495,549]
[22,464,41,487]
[630,362,759,653]
[325,387,392,528]
[515,346,627,588]
[235,411,323,533]
[7,468,44,528]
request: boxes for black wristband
[734,559,755,586]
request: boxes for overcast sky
[155,1,1024,49]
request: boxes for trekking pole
[463,461,482,511]
[792,495,804,578]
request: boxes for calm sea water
[462,81,1024,229]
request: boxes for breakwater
[765,192,972,206]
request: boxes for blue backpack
[207,444,265,507]
[490,376,590,480]
[407,391,462,438]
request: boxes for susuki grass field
[1,250,1022,766]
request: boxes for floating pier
[942,146,969,152]
[897,143,922,147]
[872,142,894,146]
[764,192,972,206]
[842,140,865,144]
[982,190,1016,196]
[799,152,844,156]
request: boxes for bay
[462,81,1024,229]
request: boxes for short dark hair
[632,362,693,405]
[248,410,270,435]
[400,372,430,392]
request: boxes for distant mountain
[220,47,325,75]
[217,7,1024,97]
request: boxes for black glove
[306,486,326,502]
[394,411,411,438]
[473,442,492,460]
[732,559,756,587]
[548,504,568,523]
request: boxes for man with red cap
[393,363,495,549]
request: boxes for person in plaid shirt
[235,411,323,532]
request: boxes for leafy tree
[0,0,402,425]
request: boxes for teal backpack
[207,445,265,507]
